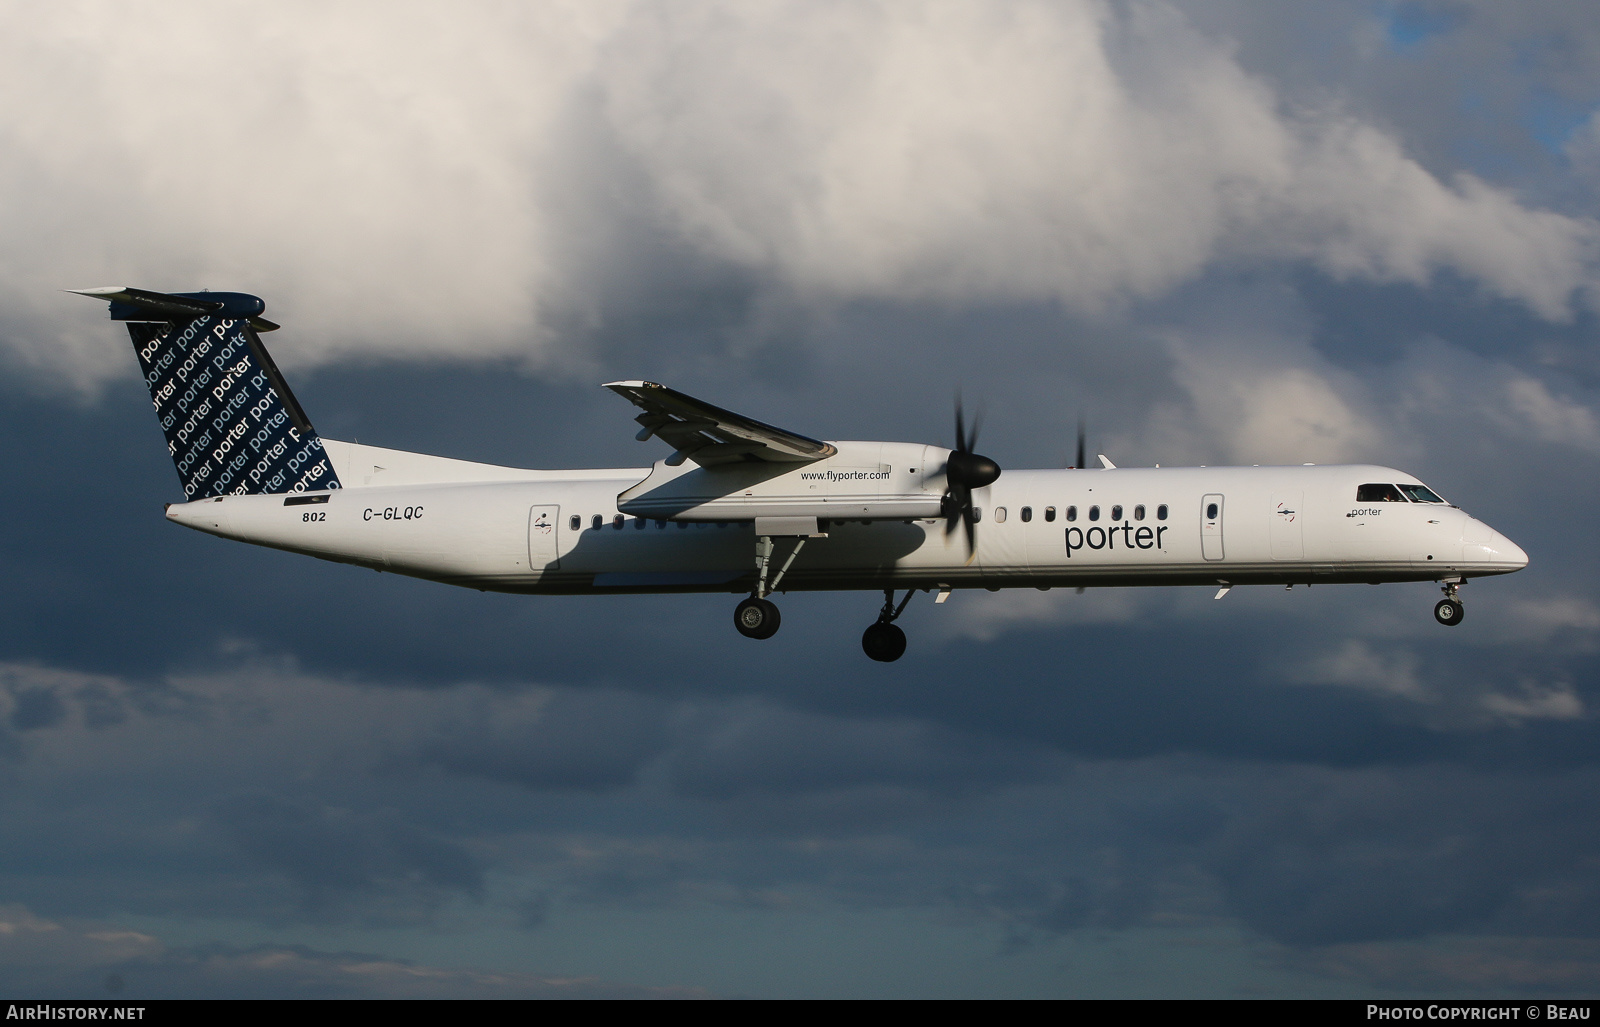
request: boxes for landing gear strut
[1434,578,1465,627]
[733,533,809,640]
[862,589,915,662]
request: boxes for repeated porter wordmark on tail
[128,314,340,499]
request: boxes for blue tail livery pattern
[127,310,341,499]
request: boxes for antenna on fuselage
[1069,417,1087,470]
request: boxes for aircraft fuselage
[166,443,1527,597]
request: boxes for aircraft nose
[1462,518,1529,570]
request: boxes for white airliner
[74,287,1528,661]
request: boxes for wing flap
[604,381,835,466]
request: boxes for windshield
[1397,483,1447,504]
[1356,483,1406,503]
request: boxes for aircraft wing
[604,381,836,467]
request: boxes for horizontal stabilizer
[69,286,280,332]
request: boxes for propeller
[1072,416,1086,470]
[942,395,1001,557]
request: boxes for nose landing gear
[862,589,916,662]
[1434,579,1465,627]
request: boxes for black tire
[861,621,907,662]
[1433,598,1464,626]
[734,597,781,639]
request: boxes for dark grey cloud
[0,906,708,998]
[213,794,482,918]
[410,688,672,792]
[8,686,66,731]
[0,650,1593,993]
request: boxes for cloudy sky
[2,0,1599,998]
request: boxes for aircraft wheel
[734,597,781,639]
[861,621,907,662]
[1433,598,1464,627]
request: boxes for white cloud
[598,2,1599,319]
[1287,639,1587,727]
[1,0,624,383]
[1289,640,1428,701]
[1499,596,1600,644]
[0,905,160,968]
[1166,351,1382,465]
[4,0,1596,389]
[1504,377,1600,452]
[1481,680,1585,723]
[1270,119,1598,319]
[940,586,1148,642]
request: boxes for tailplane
[71,287,341,499]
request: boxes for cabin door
[528,505,561,571]
[1269,491,1304,560]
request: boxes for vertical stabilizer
[72,287,341,499]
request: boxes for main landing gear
[734,533,808,640]
[734,596,781,639]
[1434,578,1465,627]
[729,528,921,659]
[862,589,915,662]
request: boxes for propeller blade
[1076,417,1086,471]
[943,485,966,535]
[944,392,999,560]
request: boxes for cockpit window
[1397,483,1446,504]
[1356,483,1406,503]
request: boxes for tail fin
[71,287,342,499]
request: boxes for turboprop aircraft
[73,286,1528,662]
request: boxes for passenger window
[1066,506,1077,522]
[1397,483,1446,504]
[634,517,646,529]
[973,508,983,522]
[1088,505,1100,521]
[613,514,625,529]
[1157,504,1168,520]
[1020,506,1032,522]
[1044,506,1056,522]
[994,507,1007,523]
[592,514,604,530]
[1134,504,1145,521]
[655,519,667,529]
[1206,503,1218,520]
[1356,483,1407,503]
[678,521,689,529]
[569,515,580,531]
[1110,505,1122,520]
